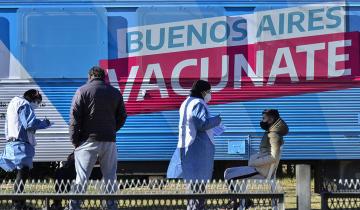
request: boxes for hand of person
[214,114,222,126]
[44,118,51,127]
[217,114,222,123]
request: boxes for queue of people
[0,66,288,210]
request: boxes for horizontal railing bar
[321,192,360,196]
[0,193,284,199]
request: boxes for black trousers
[14,166,29,193]
[52,163,76,208]
[13,166,30,209]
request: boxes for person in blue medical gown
[167,80,221,210]
[0,89,52,210]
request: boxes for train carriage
[0,0,359,190]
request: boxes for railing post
[321,193,329,210]
[277,194,285,210]
[247,135,252,160]
[296,164,311,210]
[44,196,49,210]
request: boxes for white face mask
[204,93,212,103]
[30,102,40,110]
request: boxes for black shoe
[22,206,35,210]
[244,199,254,209]
[13,201,25,210]
[231,200,239,210]
[12,204,35,210]
[50,203,64,210]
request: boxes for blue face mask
[30,102,40,110]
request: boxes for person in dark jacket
[69,66,127,210]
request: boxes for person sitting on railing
[224,109,288,180]
[224,109,288,209]
[0,89,52,210]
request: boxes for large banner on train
[100,4,360,115]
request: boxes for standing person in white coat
[167,80,222,210]
[0,89,52,210]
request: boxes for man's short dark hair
[262,109,280,120]
[89,66,106,80]
[23,89,42,103]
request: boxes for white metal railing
[0,179,284,210]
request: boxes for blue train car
[0,0,359,188]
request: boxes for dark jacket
[69,78,127,146]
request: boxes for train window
[0,16,9,79]
[107,7,137,60]
[224,6,255,17]
[138,6,224,26]
[18,7,108,78]
[113,6,226,89]
[347,6,360,32]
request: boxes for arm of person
[19,104,50,130]
[115,93,127,131]
[248,153,260,165]
[248,132,281,167]
[191,102,221,132]
[69,89,83,147]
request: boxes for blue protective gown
[167,97,221,181]
[0,96,49,171]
